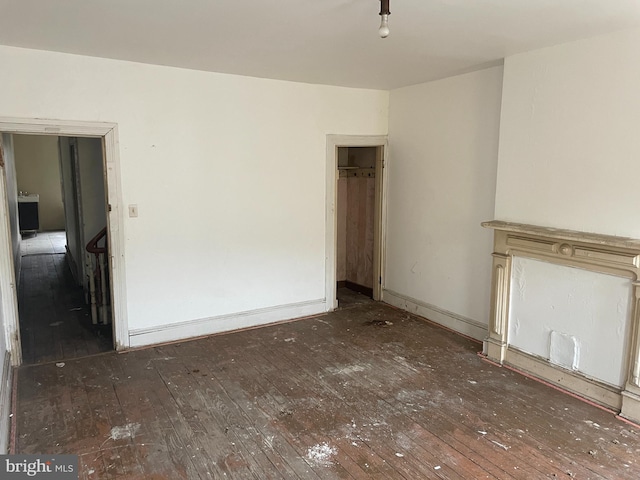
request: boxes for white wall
[495,28,640,238]
[0,46,388,344]
[384,66,503,337]
[58,136,107,292]
[78,137,106,246]
[509,257,632,387]
[494,29,640,387]
[77,137,107,294]
[13,134,65,231]
[58,137,82,283]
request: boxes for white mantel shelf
[482,220,640,250]
[482,219,640,425]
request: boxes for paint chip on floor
[491,440,510,450]
[328,364,367,375]
[306,443,336,466]
[109,423,141,441]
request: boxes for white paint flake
[306,443,337,467]
[491,440,510,450]
[109,423,141,441]
[327,364,366,375]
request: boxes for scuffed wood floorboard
[16,301,640,479]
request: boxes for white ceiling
[1,0,639,89]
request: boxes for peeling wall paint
[508,256,632,387]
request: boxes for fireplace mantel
[482,221,640,250]
[483,220,640,423]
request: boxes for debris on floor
[306,443,337,467]
[366,319,393,327]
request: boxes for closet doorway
[336,145,384,307]
[325,135,387,311]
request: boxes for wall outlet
[128,204,138,218]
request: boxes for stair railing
[86,227,109,325]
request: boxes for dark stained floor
[18,231,112,365]
[337,286,373,309]
[14,301,640,479]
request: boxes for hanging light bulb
[378,14,390,38]
[378,0,390,38]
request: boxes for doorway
[10,134,111,364]
[325,135,387,311]
[336,146,382,307]
[0,118,128,366]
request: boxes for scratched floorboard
[15,299,640,479]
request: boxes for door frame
[325,134,388,310]
[0,117,129,364]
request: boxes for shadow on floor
[337,286,374,309]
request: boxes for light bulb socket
[379,0,390,16]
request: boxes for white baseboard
[0,351,12,454]
[129,298,327,348]
[382,289,487,341]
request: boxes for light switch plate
[128,204,138,218]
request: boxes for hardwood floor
[337,286,373,309]
[18,231,112,365]
[14,301,640,479]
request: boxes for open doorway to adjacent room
[2,133,112,365]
